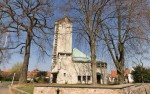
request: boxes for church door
[52,73,58,83]
[97,73,101,84]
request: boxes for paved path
[0,82,11,94]
[0,86,10,94]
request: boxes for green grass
[17,84,34,94]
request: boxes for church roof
[72,48,91,62]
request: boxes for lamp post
[56,88,60,94]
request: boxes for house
[50,16,107,84]
[1,70,11,77]
[109,69,134,83]
[27,69,40,81]
[27,69,51,82]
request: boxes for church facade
[51,16,107,84]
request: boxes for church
[51,16,107,84]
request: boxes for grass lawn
[17,84,34,94]
[0,81,11,86]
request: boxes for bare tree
[0,0,54,83]
[0,22,10,64]
[62,0,150,84]
[99,0,150,84]
[66,0,109,85]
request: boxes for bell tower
[52,16,72,69]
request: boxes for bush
[11,62,22,81]
[34,71,49,83]
[0,75,3,81]
[2,74,13,81]
[132,66,150,83]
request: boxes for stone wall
[34,84,150,94]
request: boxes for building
[27,69,51,82]
[1,70,11,77]
[27,69,40,81]
[109,69,134,83]
[51,16,107,84]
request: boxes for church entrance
[52,73,58,83]
[97,73,101,84]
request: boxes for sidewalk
[0,86,10,94]
[0,81,11,94]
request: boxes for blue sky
[0,0,85,71]
[0,0,100,71]
[0,0,64,71]
[1,0,150,72]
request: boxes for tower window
[64,73,66,77]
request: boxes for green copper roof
[72,48,91,62]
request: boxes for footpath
[0,81,11,94]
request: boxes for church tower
[52,16,72,69]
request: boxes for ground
[0,81,11,94]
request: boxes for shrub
[34,71,49,83]
[132,66,150,83]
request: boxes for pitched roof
[110,70,132,78]
[1,70,11,73]
[56,15,72,23]
[72,48,91,62]
[124,70,131,76]
[27,70,51,78]
[111,70,117,78]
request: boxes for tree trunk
[19,33,32,84]
[117,67,124,84]
[91,40,97,85]
[117,43,125,84]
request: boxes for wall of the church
[55,19,72,54]
[51,54,107,84]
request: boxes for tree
[36,71,47,78]
[98,0,150,84]
[0,23,10,64]
[34,71,48,83]
[0,0,54,83]
[0,69,2,81]
[66,0,109,85]
[11,62,22,81]
[63,0,150,84]
[132,66,150,83]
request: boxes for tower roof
[56,15,72,23]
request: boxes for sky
[1,0,150,72]
[0,0,84,72]
[0,0,64,71]
[0,0,103,72]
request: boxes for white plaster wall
[54,54,93,84]
[72,62,92,84]
[56,55,75,84]
[56,57,107,84]
[57,21,72,54]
